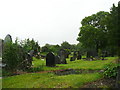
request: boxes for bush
[103,63,120,78]
[3,42,24,72]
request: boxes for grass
[2,56,117,88]
[2,72,102,88]
[32,57,117,71]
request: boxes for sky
[0,0,119,46]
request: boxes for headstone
[28,50,34,57]
[73,51,77,60]
[115,67,120,88]
[55,55,61,64]
[77,51,82,60]
[87,50,98,59]
[4,34,12,44]
[59,49,67,64]
[65,51,70,58]
[70,57,75,61]
[46,52,55,67]
[0,39,3,57]
[25,50,34,68]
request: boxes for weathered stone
[73,51,77,60]
[70,57,75,61]
[77,51,82,60]
[4,34,12,44]
[87,50,98,59]
[28,50,34,57]
[55,55,61,64]
[115,67,120,88]
[59,49,67,64]
[46,52,55,67]
[0,39,3,57]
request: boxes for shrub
[3,42,24,72]
[103,63,120,78]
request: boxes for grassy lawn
[2,72,102,88]
[2,57,117,88]
[32,57,117,71]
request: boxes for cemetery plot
[2,57,118,88]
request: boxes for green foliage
[2,38,40,72]
[41,44,60,54]
[106,2,120,57]
[3,42,23,71]
[41,44,50,52]
[77,11,109,53]
[20,38,40,53]
[103,63,120,78]
[61,41,71,50]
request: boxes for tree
[107,2,120,88]
[41,44,51,52]
[77,11,109,54]
[49,44,60,54]
[106,3,120,58]
[20,38,40,55]
[61,41,71,50]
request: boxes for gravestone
[59,49,67,64]
[28,50,34,57]
[70,57,75,61]
[25,50,34,68]
[3,34,12,56]
[77,51,82,60]
[0,39,3,57]
[115,67,120,88]
[4,34,12,44]
[46,52,55,67]
[55,55,61,64]
[87,50,98,60]
[65,51,70,58]
[73,51,77,60]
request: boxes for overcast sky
[0,0,119,46]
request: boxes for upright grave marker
[59,49,67,64]
[77,51,82,60]
[4,34,12,44]
[46,52,56,67]
[55,55,61,64]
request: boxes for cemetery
[1,34,119,88]
[1,1,120,89]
